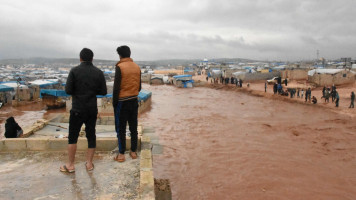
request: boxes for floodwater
[139,84,356,200]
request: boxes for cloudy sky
[0,0,355,61]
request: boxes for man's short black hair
[80,48,94,61]
[116,45,131,58]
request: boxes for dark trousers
[336,98,339,107]
[350,100,354,108]
[114,99,138,154]
[68,109,97,148]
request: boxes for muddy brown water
[139,85,356,200]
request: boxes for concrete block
[141,136,151,143]
[96,138,117,151]
[26,138,49,151]
[106,120,114,125]
[4,139,27,151]
[140,170,155,200]
[140,157,152,169]
[0,140,4,151]
[48,138,68,150]
[141,149,152,160]
[77,138,88,151]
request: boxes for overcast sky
[0,0,355,61]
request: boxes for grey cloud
[0,0,355,61]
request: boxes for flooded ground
[140,84,356,200]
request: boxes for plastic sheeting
[211,70,222,78]
[138,89,152,101]
[40,89,70,97]
[0,85,14,92]
[308,69,344,76]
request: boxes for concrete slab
[48,138,67,150]
[0,152,139,200]
[26,138,49,151]
[3,139,26,151]
[0,140,4,151]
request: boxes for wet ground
[140,84,356,200]
[0,151,139,200]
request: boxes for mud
[140,84,356,200]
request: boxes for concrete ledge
[0,140,4,151]
[4,139,27,151]
[26,138,49,151]
[139,130,155,199]
[0,137,141,152]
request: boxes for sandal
[129,151,138,159]
[113,154,125,162]
[60,165,75,173]
[85,162,94,171]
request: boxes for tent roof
[308,69,344,76]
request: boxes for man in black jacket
[60,48,107,173]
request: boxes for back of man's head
[116,45,131,58]
[80,48,94,61]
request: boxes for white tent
[308,69,343,76]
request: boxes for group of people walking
[206,75,244,87]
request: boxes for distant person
[312,96,317,104]
[206,76,208,82]
[60,48,107,173]
[265,81,267,92]
[277,84,282,94]
[323,89,330,103]
[350,91,355,108]
[236,79,239,87]
[301,89,304,98]
[239,79,243,87]
[335,91,340,107]
[5,117,23,138]
[307,88,312,102]
[113,45,141,162]
[273,83,277,94]
[322,86,326,98]
[284,78,288,86]
[230,77,234,84]
[297,88,300,98]
[305,89,308,102]
[331,84,337,102]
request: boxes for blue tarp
[173,75,192,79]
[138,89,152,101]
[0,85,14,92]
[40,89,70,97]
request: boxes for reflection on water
[140,84,356,200]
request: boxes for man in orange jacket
[113,45,141,162]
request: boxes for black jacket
[5,117,22,138]
[65,62,107,112]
